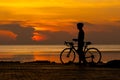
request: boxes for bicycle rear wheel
[85,48,102,64]
[60,48,76,64]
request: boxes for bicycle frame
[64,41,91,54]
[60,41,101,64]
[64,41,77,53]
[83,42,91,52]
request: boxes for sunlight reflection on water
[0,45,120,63]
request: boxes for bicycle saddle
[86,42,92,45]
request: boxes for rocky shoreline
[0,60,120,68]
[0,60,120,80]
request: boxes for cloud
[0,23,35,44]
[0,22,74,44]
[114,20,120,23]
[85,24,120,44]
[0,30,16,44]
[35,30,74,44]
[84,22,95,26]
[0,20,120,45]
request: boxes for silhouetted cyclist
[73,23,86,65]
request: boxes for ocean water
[0,45,120,63]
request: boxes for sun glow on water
[0,44,120,63]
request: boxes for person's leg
[78,48,86,64]
[78,43,86,64]
[77,48,82,64]
[81,51,87,65]
[78,53,81,64]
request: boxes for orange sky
[0,0,120,44]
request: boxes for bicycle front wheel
[85,48,102,64]
[60,48,76,64]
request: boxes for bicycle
[60,40,102,64]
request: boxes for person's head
[77,23,84,30]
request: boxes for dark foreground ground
[0,61,120,80]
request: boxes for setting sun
[32,35,45,41]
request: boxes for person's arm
[72,38,78,42]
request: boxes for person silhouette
[73,23,86,64]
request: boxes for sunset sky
[0,0,120,44]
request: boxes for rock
[105,60,120,68]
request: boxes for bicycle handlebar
[64,41,74,46]
[72,39,78,42]
[64,41,92,46]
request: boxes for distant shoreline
[0,60,120,68]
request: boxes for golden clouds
[0,0,120,22]
[1,0,120,8]
[0,0,71,7]
[0,30,17,41]
[0,0,120,44]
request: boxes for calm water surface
[0,45,120,63]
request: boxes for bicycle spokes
[85,48,101,63]
[66,50,72,57]
[91,55,94,59]
[60,48,76,64]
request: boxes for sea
[0,44,120,63]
